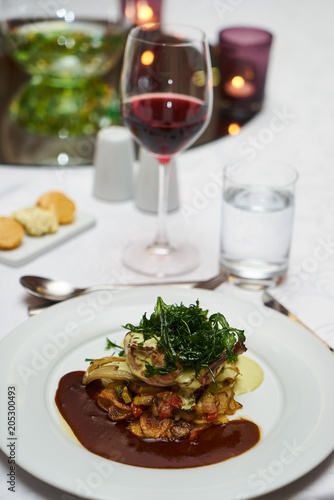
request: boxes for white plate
[0,211,95,266]
[0,287,333,500]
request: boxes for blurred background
[1,0,329,168]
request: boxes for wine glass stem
[152,161,172,251]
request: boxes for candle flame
[141,50,154,65]
[138,5,154,21]
[231,76,245,89]
[228,123,241,136]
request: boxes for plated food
[0,191,76,250]
[56,297,262,468]
[37,191,76,225]
[12,206,58,236]
[1,286,333,498]
[0,217,25,249]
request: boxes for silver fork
[193,271,229,290]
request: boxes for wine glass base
[122,240,200,278]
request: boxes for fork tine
[193,271,228,290]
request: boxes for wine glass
[120,23,213,277]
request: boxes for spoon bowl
[20,276,88,301]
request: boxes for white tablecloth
[1,0,334,498]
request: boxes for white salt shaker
[135,148,179,213]
[93,126,135,201]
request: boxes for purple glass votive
[219,27,273,118]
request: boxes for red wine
[121,93,208,163]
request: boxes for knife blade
[263,292,334,354]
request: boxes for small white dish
[0,211,95,266]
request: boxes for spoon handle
[85,282,196,293]
[84,272,229,294]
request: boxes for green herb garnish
[106,337,125,357]
[123,297,245,380]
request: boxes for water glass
[220,162,298,287]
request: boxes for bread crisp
[13,206,58,236]
[0,217,25,250]
[36,191,76,224]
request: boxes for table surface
[1,0,334,499]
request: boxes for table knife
[263,292,334,354]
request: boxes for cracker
[0,217,25,250]
[36,191,76,224]
[13,206,59,236]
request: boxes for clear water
[220,187,295,280]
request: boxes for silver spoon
[20,273,228,303]
[20,275,169,302]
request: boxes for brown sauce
[55,371,260,468]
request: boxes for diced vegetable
[206,409,219,422]
[189,430,198,442]
[122,386,132,404]
[159,402,173,419]
[133,395,154,406]
[169,394,183,408]
[131,402,144,418]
